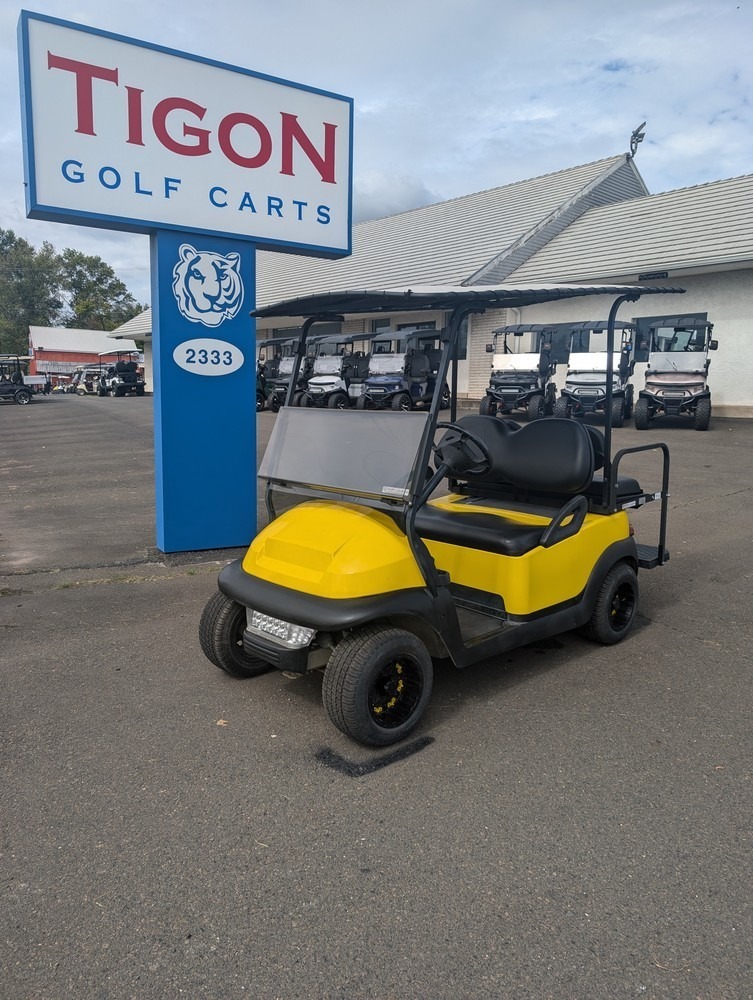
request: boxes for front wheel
[327,392,349,409]
[633,397,651,430]
[199,591,272,678]
[322,626,433,747]
[479,395,497,417]
[14,389,32,405]
[581,563,638,645]
[356,393,371,410]
[439,385,451,410]
[528,394,546,421]
[391,392,412,411]
[553,397,570,419]
[266,391,280,413]
[694,397,711,431]
[610,398,625,428]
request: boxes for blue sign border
[17,9,353,259]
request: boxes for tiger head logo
[172,244,244,327]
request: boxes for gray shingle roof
[506,174,753,282]
[255,155,639,306]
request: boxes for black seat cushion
[416,505,545,557]
[585,474,641,500]
[452,415,595,493]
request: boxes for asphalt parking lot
[2,393,752,1000]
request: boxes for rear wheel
[633,397,651,430]
[14,388,32,405]
[581,563,638,645]
[356,393,371,410]
[322,625,433,747]
[327,392,349,409]
[479,395,497,417]
[553,397,570,419]
[199,591,272,678]
[694,397,711,431]
[528,394,546,421]
[296,392,310,406]
[391,392,412,411]
[267,391,280,413]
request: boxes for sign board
[18,10,354,553]
[18,11,353,257]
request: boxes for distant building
[109,151,753,415]
[29,326,140,381]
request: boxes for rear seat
[416,416,639,556]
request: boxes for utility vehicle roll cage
[252,284,683,591]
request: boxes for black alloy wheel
[581,563,638,645]
[322,625,433,747]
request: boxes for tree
[0,229,63,355]
[59,248,142,331]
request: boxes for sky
[2,0,751,306]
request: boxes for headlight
[247,610,315,648]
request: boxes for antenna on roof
[629,122,646,159]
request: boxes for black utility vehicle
[633,317,717,431]
[480,324,557,420]
[297,334,371,409]
[356,329,450,411]
[98,351,145,397]
[553,321,636,427]
[0,355,34,405]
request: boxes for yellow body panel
[244,496,630,615]
[242,501,425,598]
[424,495,630,616]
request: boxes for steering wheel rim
[432,421,493,476]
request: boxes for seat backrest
[454,415,595,493]
[407,352,431,379]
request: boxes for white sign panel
[18,11,353,257]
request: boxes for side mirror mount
[709,339,718,351]
[485,344,494,353]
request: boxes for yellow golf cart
[200,284,683,747]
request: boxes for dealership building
[109,150,752,415]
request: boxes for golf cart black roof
[491,324,558,335]
[649,316,712,330]
[258,336,297,349]
[252,283,684,319]
[568,321,637,332]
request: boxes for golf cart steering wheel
[432,422,493,477]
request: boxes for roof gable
[255,155,642,306]
[506,174,753,282]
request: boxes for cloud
[2,0,751,306]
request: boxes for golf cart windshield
[259,407,430,502]
[369,354,405,375]
[313,356,343,375]
[278,357,295,374]
[652,328,706,352]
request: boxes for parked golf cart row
[480,317,717,431]
[258,329,451,413]
[70,351,146,397]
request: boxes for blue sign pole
[151,230,257,553]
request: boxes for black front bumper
[218,559,442,633]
